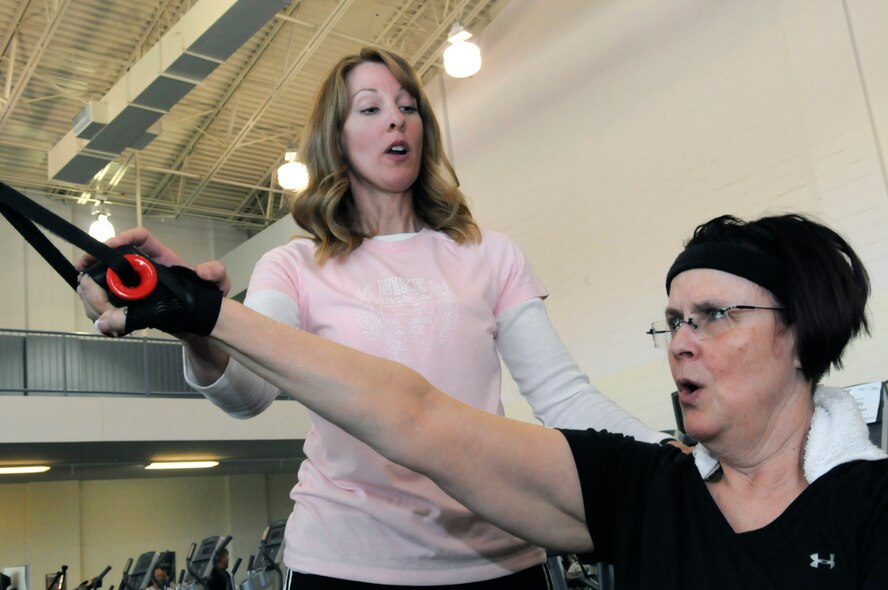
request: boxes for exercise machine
[178,536,232,590]
[238,520,285,590]
[117,552,164,590]
[46,566,69,590]
[73,567,112,590]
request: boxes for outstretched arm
[81,234,594,551]
[192,299,598,551]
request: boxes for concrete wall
[426,0,888,428]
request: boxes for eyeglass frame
[645,304,786,348]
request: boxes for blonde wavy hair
[292,47,480,264]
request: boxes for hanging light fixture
[88,196,115,242]
[277,142,309,191]
[443,22,482,78]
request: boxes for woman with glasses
[83,213,887,588]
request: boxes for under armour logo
[810,553,836,569]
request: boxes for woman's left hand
[74,228,230,337]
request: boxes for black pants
[285,563,553,590]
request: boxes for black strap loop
[0,182,139,288]
[1,181,223,337]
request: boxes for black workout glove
[85,245,223,337]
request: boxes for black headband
[665,242,788,303]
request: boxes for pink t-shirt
[248,229,548,584]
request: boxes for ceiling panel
[0,0,511,233]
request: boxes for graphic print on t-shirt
[354,275,457,360]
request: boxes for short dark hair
[680,214,870,385]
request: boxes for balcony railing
[0,328,197,397]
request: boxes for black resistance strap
[0,182,138,288]
[0,182,223,336]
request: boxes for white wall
[427,0,888,429]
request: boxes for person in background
[207,549,232,590]
[79,47,675,589]
[149,567,171,590]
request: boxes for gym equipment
[153,552,176,590]
[238,520,285,590]
[0,182,222,337]
[73,567,112,590]
[179,536,232,590]
[117,552,161,590]
[46,566,68,590]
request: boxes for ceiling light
[277,142,309,191]
[88,197,115,241]
[447,21,474,44]
[443,22,481,78]
[145,461,219,470]
[89,213,115,242]
[0,465,51,474]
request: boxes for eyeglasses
[646,305,785,348]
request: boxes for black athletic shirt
[561,428,888,589]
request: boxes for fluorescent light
[0,465,51,474]
[145,461,219,470]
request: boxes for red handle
[106,254,158,300]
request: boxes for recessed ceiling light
[144,461,219,470]
[0,465,51,474]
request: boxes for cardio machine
[238,520,286,590]
[178,536,232,590]
[73,566,112,590]
[117,552,162,590]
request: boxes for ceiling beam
[141,1,305,217]
[0,0,32,59]
[5,175,280,224]
[374,0,423,46]
[275,12,374,47]
[171,0,354,218]
[408,0,473,65]
[0,135,287,196]
[0,0,73,131]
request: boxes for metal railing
[0,328,198,397]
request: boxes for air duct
[49,0,289,184]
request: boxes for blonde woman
[80,48,669,590]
